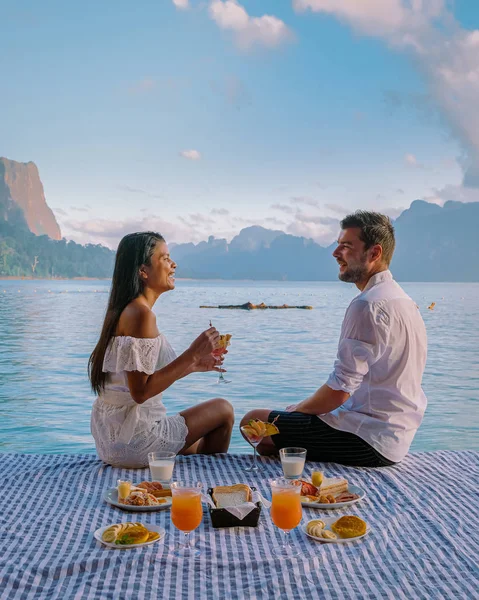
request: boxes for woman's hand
[191,353,226,373]
[188,327,220,360]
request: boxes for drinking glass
[279,447,307,480]
[148,451,176,485]
[170,481,203,557]
[240,426,264,472]
[210,320,231,384]
[212,346,231,384]
[270,478,302,557]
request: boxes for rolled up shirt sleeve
[326,299,389,395]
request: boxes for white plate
[303,517,370,544]
[94,524,166,549]
[300,485,365,509]
[104,488,172,512]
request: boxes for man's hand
[286,385,350,416]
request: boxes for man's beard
[338,257,368,283]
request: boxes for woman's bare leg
[180,398,234,455]
[240,409,278,456]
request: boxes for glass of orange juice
[270,478,302,557]
[170,481,203,557]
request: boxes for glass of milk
[148,451,176,485]
[279,447,307,479]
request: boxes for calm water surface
[0,279,478,455]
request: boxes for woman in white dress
[89,231,234,468]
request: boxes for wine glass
[240,426,264,472]
[210,320,231,384]
[170,481,203,557]
[270,478,302,557]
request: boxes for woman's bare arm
[119,303,220,404]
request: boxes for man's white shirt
[320,270,427,462]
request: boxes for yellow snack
[243,416,279,440]
[321,530,337,540]
[116,524,149,545]
[308,524,325,538]
[147,531,160,542]
[331,516,367,539]
[218,334,232,349]
[102,524,121,543]
[311,471,324,488]
[308,519,326,529]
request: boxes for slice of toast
[211,484,251,508]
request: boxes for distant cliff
[171,204,479,282]
[0,157,61,240]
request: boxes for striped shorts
[268,410,396,468]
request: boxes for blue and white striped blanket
[1,451,478,599]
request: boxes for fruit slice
[102,524,121,543]
[311,471,324,488]
[218,334,232,349]
[264,416,280,436]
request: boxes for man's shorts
[268,410,396,467]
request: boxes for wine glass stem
[253,444,257,467]
[281,530,291,554]
[181,531,191,550]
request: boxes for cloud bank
[293,0,479,202]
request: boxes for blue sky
[1,0,478,247]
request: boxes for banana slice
[102,524,122,543]
[321,530,337,540]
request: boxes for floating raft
[200,302,313,310]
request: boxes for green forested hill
[0,221,115,278]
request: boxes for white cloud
[172,0,189,10]
[324,203,350,216]
[404,153,427,169]
[424,184,479,206]
[62,215,210,248]
[209,0,293,50]
[210,208,230,216]
[180,149,201,160]
[128,78,156,94]
[52,207,67,217]
[293,0,444,42]
[290,196,320,208]
[271,203,295,214]
[286,216,340,246]
[293,0,479,195]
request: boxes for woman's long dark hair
[88,231,165,394]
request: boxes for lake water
[0,279,478,456]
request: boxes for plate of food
[104,480,172,512]
[299,472,365,509]
[303,516,369,544]
[94,522,166,549]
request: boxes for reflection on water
[0,279,478,454]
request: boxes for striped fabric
[1,451,478,599]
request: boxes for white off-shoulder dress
[91,334,188,468]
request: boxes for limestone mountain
[0,157,61,240]
[171,201,479,282]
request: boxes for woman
[89,231,234,468]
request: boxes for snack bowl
[94,524,166,549]
[303,516,370,544]
[208,486,262,528]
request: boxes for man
[240,211,427,466]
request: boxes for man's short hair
[340,211,395,265]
